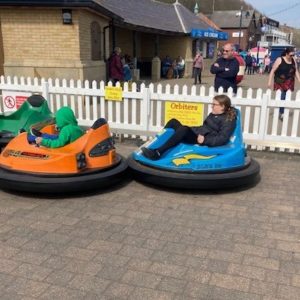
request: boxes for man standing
[210,43,239,94]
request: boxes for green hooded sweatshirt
[41,106,84,148]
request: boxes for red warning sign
[4,96,15,109]
[16,96,28,109]
[2,91,32,112]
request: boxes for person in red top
[268,47,300,120]
[108,47,124,85]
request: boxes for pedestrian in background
[259,61,265,75]
[193,51,203,84]
[264,55,271,74]
[251,55,257,74]
[108,47,124,85]
[268,47,300,120]
[162,55,172,78]
[176,56,185,78]
[122,55,132,82]
[245,51,253,75]
[210,43,239,94]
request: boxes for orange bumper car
[0,118,127,194]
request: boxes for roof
[96,0,210,34]
[211,10,255,29]
[175,2,211,32]
[0,0,121,20]
[0,0,216,35]
[196,12,221,31]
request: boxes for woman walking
[268,47,300,120]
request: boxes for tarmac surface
[0,142,299,299]
[0,73,299,299]
[143,68,300,93]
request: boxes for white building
[259,17,293,47]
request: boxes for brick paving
[142,68,300,96]
[0,140,299,299]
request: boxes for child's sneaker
[141,147,161,160]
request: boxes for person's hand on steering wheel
[35,137,43,145]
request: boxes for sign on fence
[165,101,204,126]
[2,91,31,112]
[105,86,123,101]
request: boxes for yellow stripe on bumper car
[172,154,216,166]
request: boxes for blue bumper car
[128,111,260,190]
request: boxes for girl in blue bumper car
[142,94,236,160]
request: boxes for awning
[191,28,228,40]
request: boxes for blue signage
[191,28,228,41]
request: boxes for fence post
[141,86,151,138]
[41,78,50,102]
[258,91,269,149]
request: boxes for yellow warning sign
[105,86,123,101]
[165,101,204,126]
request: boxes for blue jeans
[280,90,286,114]
[173,67,179,78]
[162,66,171,77]
[193,67,202,84]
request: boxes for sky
[245,0,300,28]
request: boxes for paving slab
[0,141,299,299]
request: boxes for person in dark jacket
[141,95,237,160]
[245,52,253,75]
[210,43,239,94]
[108,47,124,85]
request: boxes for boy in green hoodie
[34,106,84,148]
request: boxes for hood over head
[55,106,78,129]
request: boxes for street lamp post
[238,6,243,49]
[248,35,254,50]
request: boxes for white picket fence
[1,76,300,153]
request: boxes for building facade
[0,0,226,81]
[259,19,293,48]
[210,10,262,51]
[0,4,116,81]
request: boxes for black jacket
[245,55,252,66]
[191,112,236,147]
[210,57,239,93]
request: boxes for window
[91,22,101,60]
[207,42,215,58]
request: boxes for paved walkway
[0,141,299,299]
[142,70,300,94]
